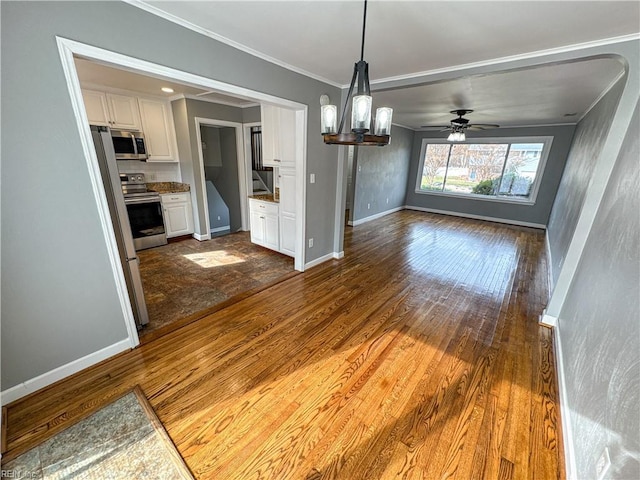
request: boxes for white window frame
[414,136,554,205]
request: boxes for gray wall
[201,126,232,231]
[201,125,242,231]
[547,78,625,285]
[557,101,639,479]
[1,1,339,391]
[405,125,576,226]
[351,124,413,222]
[173,98,246,236]
[243,105,261,124]
[174,99,277,237]
[201,126,223,167]
[217,127,242,232]
[205,181,230,231]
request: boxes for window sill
[414,189,536,206]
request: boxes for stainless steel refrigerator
[91,125,149,328]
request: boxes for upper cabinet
[82,88,179,162]
[261,104,296,168]
[138,98,178,162]
[82,90,142,130]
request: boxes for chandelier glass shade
[322,1,392,146]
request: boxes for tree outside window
[416,138,550,203]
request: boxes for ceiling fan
[421,109,500,141]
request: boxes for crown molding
[578,70,627,123]
[368,33,640,88]
[124,0,638,101]
[125,0,342,88]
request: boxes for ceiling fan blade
[420,125,452,130]
[467,124,500,130]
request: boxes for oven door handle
[124,196,161,205]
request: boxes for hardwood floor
[2,211,564,479]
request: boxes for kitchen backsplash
[117,160,181,182]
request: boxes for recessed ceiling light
[161,87,174,93]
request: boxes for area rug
[2,386,193,479]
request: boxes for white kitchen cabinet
[138,98,179,162]
[261,104,296,168]
[278,168,296,257]
[82,89,110,126]
[82,89,142,130]
[161,192,194,238]
[249,198,279,251]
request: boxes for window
[416,137,552,204]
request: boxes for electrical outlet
[308,238,314,248]
[386,198,389,204]
[367,203,370,209]
[596,447,611,480]
[310,173,315,184]
[358,165,361,172]
[217,216,221,221]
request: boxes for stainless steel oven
[121,174,167,250]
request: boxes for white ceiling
[81,1,639,129]
[136,1,639,86]
[74,58,258,108]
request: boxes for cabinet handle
[274,159,281,162]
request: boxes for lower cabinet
[161,192,194,238]
[280,214,296,257]
[249,199,279,251]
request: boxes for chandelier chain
[360,0,368,62]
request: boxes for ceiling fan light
[447,130,466,142]
[374,107,393,136]
[321,104,338,135]
[351,95,372,133]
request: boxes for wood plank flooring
[2,211,565,479]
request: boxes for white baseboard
[545,229,555,298]
[540,311,558,327]
[1,339,131,406]
[305,251,342,269]
[348,206,404,226]
[210,225,231,233]
[404,205,547,230]
[192,232,211,241]
[552,323,578,480]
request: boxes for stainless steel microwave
[110,129,148,160]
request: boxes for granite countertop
[249,193,278,203]
[146,182,190,194]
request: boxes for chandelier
[321,0,393,146]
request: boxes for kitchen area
[76,57,298,340]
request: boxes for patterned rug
[1,387,193,479]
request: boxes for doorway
[59,38,307,348]
[197,122,243,237]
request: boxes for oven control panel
[120,173,146,185]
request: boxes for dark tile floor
[137,231,294,338]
